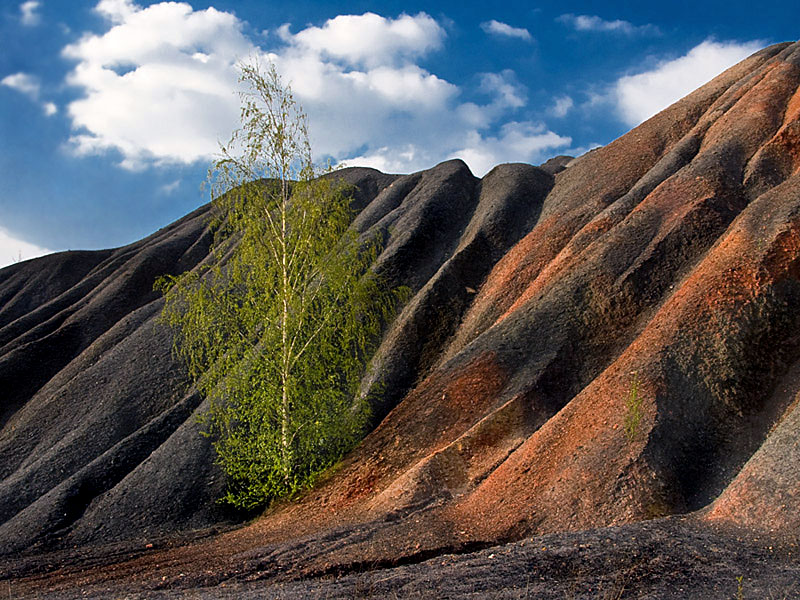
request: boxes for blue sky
[0,0,797,268]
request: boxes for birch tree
[157,63,401,509]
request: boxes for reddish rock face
[2,41,800,578]
[285,40,800,552]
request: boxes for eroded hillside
[1,40,799,598]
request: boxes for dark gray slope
[0,203,216,554]
[0,160,556,555]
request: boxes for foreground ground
[3,515,798,599]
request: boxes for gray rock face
[0,159,556,554]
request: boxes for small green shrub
[735,575,744,600]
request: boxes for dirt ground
[3,515,798,599]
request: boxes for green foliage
[156,62,403,509]
[623,371,643,443]
[735,575,744,600]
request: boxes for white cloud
[19,1,41,26]
[1,72,56,115]
[62,0,251,169]
[614,39,762,126]
[282,12,444,68]
[1,72,40,98]
[60,3,571,176]
[95,0,136,23]
[159,179,181,194]
[549,95,574,118]
[480,70,526,109]
[447,70,527,132]
[451,122,572,176]
[266,11,464,165]
[274,45,558,176]
[343,145,420,174]
[480,20,532,41]
[0,227,52,269]
[557,14,658,36]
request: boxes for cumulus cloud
[557,14,658,36]
[480,20,532,41]
[60,2,570,176]
[274,46,562,175]
[265,11,464,165]
[480,70,526,109]
[549,95,574,118]
[95,0,136,23]
[451,122,571,176]
[19,1,41,26]
[614,39,762,126]
[1,72,57,116]
[348,119,572,177]
[0,227,52,269]
[342,145,420,174]
[62,0,251,169]
[281,12,445,68]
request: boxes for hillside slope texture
[2,41,800,597]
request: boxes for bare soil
[3,516,798,599]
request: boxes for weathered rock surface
[2,41,800,597]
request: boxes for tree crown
[157,62,403,509]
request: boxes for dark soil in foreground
[3,517,798,598]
